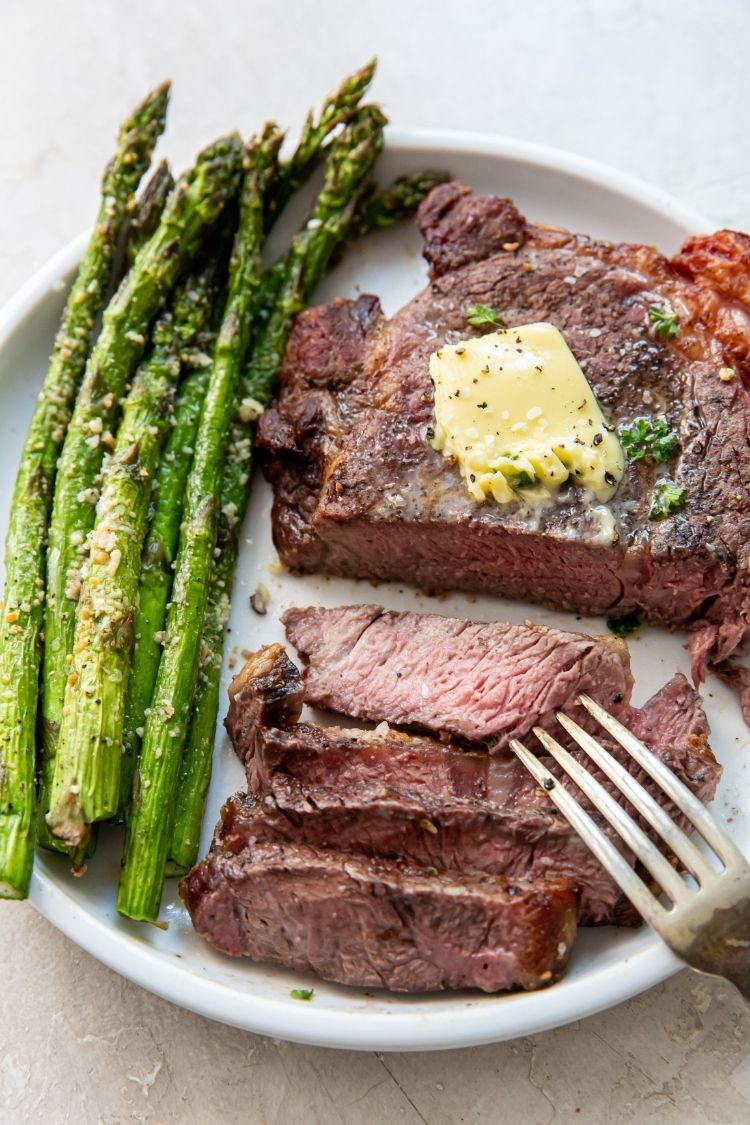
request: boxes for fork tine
[510,738,668,928]
[578,694,746,869]
[555,711,716,886]
[531,725,689,904]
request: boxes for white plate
[2,131,748,1052]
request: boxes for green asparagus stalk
[125,102,393,818]
[351,170,451,235]
[40,133,243,843]
[125,160,175,265]
[164,415,251,875]
[46,266,217,846]
[38,155,178,871]
[254,168,450,331]
[167,109,392,874]
[266,59,376,228]
[249,106,387,405]
[117,126,283,921]
[33,161,180,863]
[0,83,170,900]
[118,321,217,815]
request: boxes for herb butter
[429,323,624,506]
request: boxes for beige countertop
[1,2,748,1121]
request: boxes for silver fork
[510,694,750,1002]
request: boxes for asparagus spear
[37,164,181,854]
[351,170,450,235]
[117,126,283,921]
[123,99,383,810]
[125,160,175,266]
[266,59,376,230]
[248,106,387,407]
[118,320,217,814]
[168,157,447,875]
[164,415,251,875]
[254,169,450,332]
[0,83,170,900]
[46,266,217,845]
[40,133,244,842]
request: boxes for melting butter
[429,323,624,506]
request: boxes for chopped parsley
[606,611,642,638]
[510,470,536,490]
[290,987,315,1001]
[466,303,506,330]
[650,480,686,520]
[648,306,680,339]
[619,416,679,463]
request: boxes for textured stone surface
[0,1,748,1122]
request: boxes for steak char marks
[257,184,750,676]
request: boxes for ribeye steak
[257,183,750,679]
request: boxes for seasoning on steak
[225,638,719,926]
[257,184,750,680]
[283,604,633,748]
[181,836,579,993]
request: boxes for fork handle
[694,964,750,1007]
[684,898,750,1007]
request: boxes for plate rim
[2,128,714,1051]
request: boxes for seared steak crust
[257,186,750,674]
[225,643,303,753]
[182,837,579,993]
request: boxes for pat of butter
[429,323,624,505]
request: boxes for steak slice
[257,184,750,675]
[225,643,720,926]
[218,786,623,926]
[281,604,720,817]
[181,837,579,993]
[283,604,633,747]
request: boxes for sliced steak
[218,787,625,926]
[257,185,750,674]
[281,603,720,817]
[283,604,633,747]
[225,642,304,754]
[225,642,720,926]
[181,837,579,993]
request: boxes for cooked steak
[283,604,633,747]
[282,604,714,773]
[257,184,750,677]
[217,786,627,926]
[181,837,579,993]
[225,642,304,760]
[225,640,719,926]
